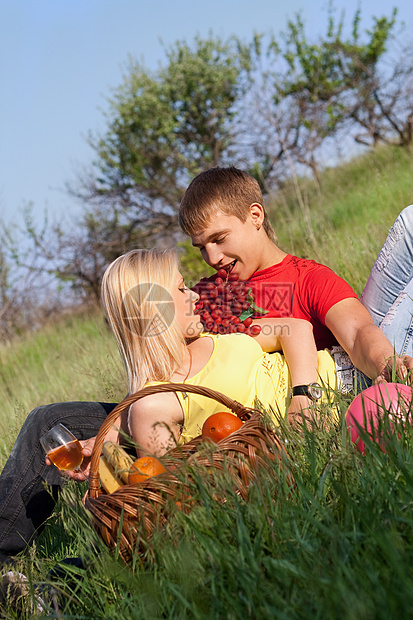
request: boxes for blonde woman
[98,248,337,456]
[0,248,336,566]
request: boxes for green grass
[0,308,126,468]
[7,407,413,619]
[1,144,413,617]
[270,145,413,294]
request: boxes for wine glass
[40,423,84,471]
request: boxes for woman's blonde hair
[101,248,185,394]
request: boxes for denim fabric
[0,401,116,559]
[331,345,372,394]
[361,205,413,355]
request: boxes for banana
[102,441,135,484]
[99,456,122,494]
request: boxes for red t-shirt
[195,255,358,350]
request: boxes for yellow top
[148,333,337,444]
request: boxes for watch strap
[292,385,312,398]
[292,383,322,401]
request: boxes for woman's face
[171,272,203,338]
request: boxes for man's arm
[252,317,318,377]
[325,298,413,381]
[252,317,319,417]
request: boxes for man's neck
[257,241,287,272]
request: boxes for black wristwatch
[292,383,323,401]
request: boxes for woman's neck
[171,336,214,383]
[173,346,193,382]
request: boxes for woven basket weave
[84,382,285,563]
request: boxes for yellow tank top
[156,333,336,443]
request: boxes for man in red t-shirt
[180,166,413,389]
[246,256,357,351]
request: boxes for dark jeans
[0,401,117,562]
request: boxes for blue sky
[1,0,412,226]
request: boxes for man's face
[190,208,264,281]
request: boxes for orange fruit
[201,412,243,443]
[128,456,166,484]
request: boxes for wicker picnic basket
[84,382,287,563]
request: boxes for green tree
[72,35,251,240]
[54,35,252,298]
[338,12,413,147]
[254,7,412,185]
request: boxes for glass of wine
[40,424,84,471]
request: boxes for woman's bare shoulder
[130,390,183,424]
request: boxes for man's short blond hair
[179,166,276,241]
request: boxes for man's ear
[249,203,264,229]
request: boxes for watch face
[309,383,323,400]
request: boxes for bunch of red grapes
[195,269,262,336]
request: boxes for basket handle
[88,382,256,495]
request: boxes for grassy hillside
[1,145,412,463]
[270,145,413,295]
[0,309,126,466]
[0,145,413,618]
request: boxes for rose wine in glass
[40,424,83,471]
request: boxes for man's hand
[374,355,413,385]
[326,299,404,381]
[45,436,96,481]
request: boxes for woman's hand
[45,436,97,481]
[287,395,313,427]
